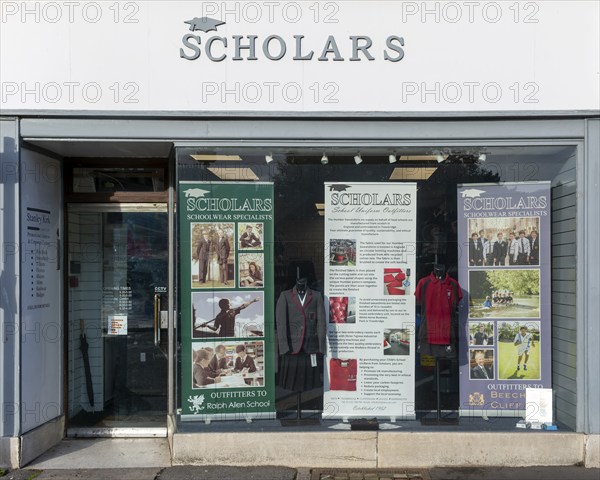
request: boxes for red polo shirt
[415,273,462,344]
[329,358,357,391]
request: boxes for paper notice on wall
[108,315,128,336]
[323,182,417,420]
[526,388,553,424]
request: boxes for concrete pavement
[2,466,600,480]
[429,467,600,479]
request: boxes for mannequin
[434,264,445,280]
[414,264,462,358]
[296,277,307,296]
[276,278,326,392]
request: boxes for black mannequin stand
[280,391,320,426]
[420,357,459,426]
[418,263,459,425]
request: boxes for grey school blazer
[276,286,327,355]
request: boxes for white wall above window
[1,1,599,113]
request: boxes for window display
[175,146,576,430]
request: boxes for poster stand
[420,358,459,426]
[323,182,417,422]
[457,182,552,417]
[280,392,320,427]
[179,182,276,419]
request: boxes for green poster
[179,182,275,419]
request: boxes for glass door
[66,204,169,435]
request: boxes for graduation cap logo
[329,184,352,192]
[460,188,486,199]
[184,188,210,198]
[184,17,225,33]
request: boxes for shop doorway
[66,204,169,436]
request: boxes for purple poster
[457,182,551,416]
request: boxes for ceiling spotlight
[321,154,329,165]
[478,153,487,162]
[436,154,445,163]
[354,153,363,165]
[265,154,274,164]
[389,154,398,164]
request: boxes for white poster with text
[323,182,417,420]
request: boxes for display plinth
[280,418,321,427]
[280,391,321,427]
[420,413,459,426]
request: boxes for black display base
[420,357,460,426]
[280,418,321,427]
[278,391,321,427]
[350,418,379,431]
[420,414,459,426]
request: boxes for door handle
[154,293,161,346]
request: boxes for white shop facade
[1,0,599,469]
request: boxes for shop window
[176,146,577,430]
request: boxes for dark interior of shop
[176,146,574,419]
[60,144,575,431]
